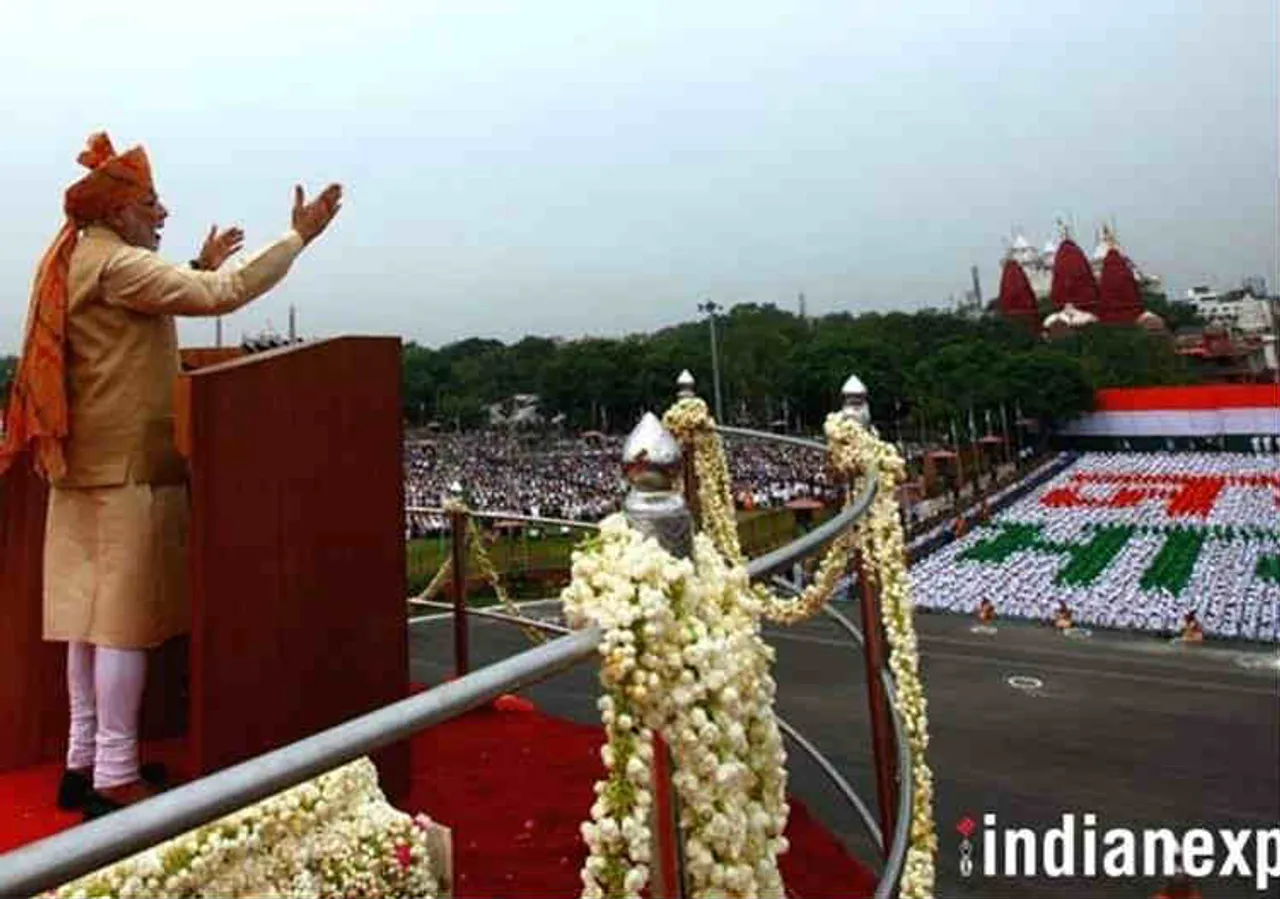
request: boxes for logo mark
[957,816,975,877]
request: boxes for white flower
[565,403,937,899]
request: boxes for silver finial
[622,413,691,556]
[676,369,696,399]
[841,373,871,428]
[622,413,681,491]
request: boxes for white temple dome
[1044,303,1098,329]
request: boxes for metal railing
[406,505,601,532]
[0,628,603,897]
[0,371,916,899]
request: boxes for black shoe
[82,771,167,823]
[55,769,93,811]
[68,763,168,817]
[81,789,124,821]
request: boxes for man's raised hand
[197,225,245,271]
[291,183,343,245]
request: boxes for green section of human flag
[960,523,1135,588]
[1140,528,1206,595]
[960,522,1280,594]
[1257,554,1280,585]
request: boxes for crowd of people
[403,431,839,537]
[402,434,1280,644]
[910,452,1280,642]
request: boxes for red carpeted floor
[1,699,878,898]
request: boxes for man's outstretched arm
[101,183,343,318]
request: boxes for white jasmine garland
[843,413,938,898]
[660,398,937,897]
[46,759,439,899]
[563,519,789,899]
[663,399,859,624]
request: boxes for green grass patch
[406,506,824,596]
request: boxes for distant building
[997,220,1163,332]
[1000,220,1163,306]
[1186,284,1275,335]
[1175,326,1272,382]
[1242,275,1268,297]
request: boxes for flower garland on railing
[662,398,857,625]
[661,396,937,897]
[851,422,938,898]
[46,759,440,899]
[414,498,546,645]
[563,518,790,899]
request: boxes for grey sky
[1,1,1276,355]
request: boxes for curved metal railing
[0,628,605,896]
[411,419,908,891]
[405,419,911,895]
[406,505,601,532]
[0,381,916,898]
[410,594,899,872]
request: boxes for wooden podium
[0,337,409,797]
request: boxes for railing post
[622,412,690,898]
[843,374,899,857]
[447,480,470,677]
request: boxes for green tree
[999,348,1093,428]
[1064,324,1197,388]
[388,299,1199,438]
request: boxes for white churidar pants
[65,641,147,790]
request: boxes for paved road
[409,605,1280,899]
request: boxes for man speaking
[0,131,342,817]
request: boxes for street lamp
[697,300,725,423]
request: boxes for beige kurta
[44,225,304,649]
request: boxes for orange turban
[0,132,154,480]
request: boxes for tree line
[401,296,1201,439]
[0,295,1201,441]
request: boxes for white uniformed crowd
[401,436,1279,644]
[911,452,1280,642]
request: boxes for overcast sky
[1,1,1276,354]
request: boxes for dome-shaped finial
[622,412,681,492]
[676,369,696,398]
[621,412,691,556]
[842,373,871,426]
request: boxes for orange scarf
[0,132,154,480]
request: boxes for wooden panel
[180,347,245,371]
[0,456,63,771]
[184,337,409,797]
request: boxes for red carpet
[1,701,878,898]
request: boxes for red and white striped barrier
[1061,385,1280,437]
